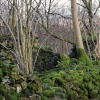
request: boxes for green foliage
[58,54,70,68]
[42,79,53,86]
[92,60,100,66]
[77,48,93,67]
[0,45,100,100]
[5,94,18,100]
[50,72,61,78]
[27,83,37,91]
[35,46,60,71]
[43,90,55,97]
[83,74,90,82]
[70,58,78,64]
[52,76,65,87]
[86,82,94,91]
[0,95,4,100]
[0,68,3,76]
[41,96,50,100]
[59,70,66,78]
[0,84,7,94]
[89,90,98,98]
[82,35,97,42]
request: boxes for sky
[57,0,100,15]
[55,0,70,6]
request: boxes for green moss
[10,78,15,85]
[70,58,78,64]
[27,83,37,91]
[52,76,65,87]
[50,72,61,78]
[5,94,18,100]
[43,90,55,97]
[0,68,3,76]
[2,68,10,76]
[83,74,90,82]
[58,54,70,68]
[42,79,53,86]
[97,95,100,99]
[41,96,50,100]
[59,70,66,78]
[67,91,78,100]
[78,89,84,96]
[86,82,94,91]
[37,86,43,94]
[90,70,100,83]
[0,84,6,88]
[82,96,88,100]
[0,95,4,100]
[60,93,67,98]
[21,88,32,97]
[60,54,70,61]
[95,82,100,87]
[92,60,100,66]
[34,46,54,71]
[77,48,93,67]
[0,84,7,94]
[83,88,88,96]
[89,90,98,98]
[51,87,61,92]
[82,35,96,42]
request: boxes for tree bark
[71,0,84,49]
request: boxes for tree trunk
[71,0,93,67]
[71,0,84,49]
[12,0,17,30]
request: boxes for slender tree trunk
[71,0,84,49]
[71,0,93,67]
[12,0,17,30]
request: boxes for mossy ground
[0,44,100,100]
[0,58,100,100]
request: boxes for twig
[0,42,16,57]
[33,34,51,67]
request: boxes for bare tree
[0,0,39,74]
